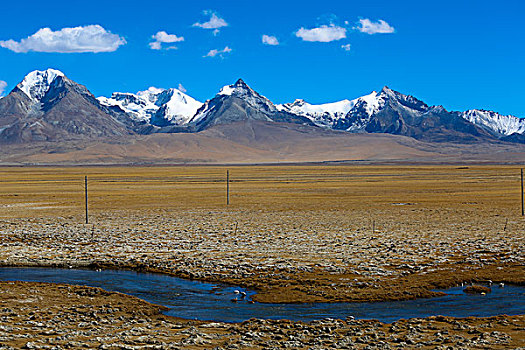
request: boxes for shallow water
[1,267,523,323]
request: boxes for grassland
[0,165,523,303]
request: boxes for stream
[1,267,523,323]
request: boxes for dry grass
[0,165,523,215]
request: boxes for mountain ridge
[1,69,523,145]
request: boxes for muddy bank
[1,258,523,305]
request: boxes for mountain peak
[379,86,410,100]
[25,68,65,78]
[378,85,403,101]
[218,78,255,96]
[234,78,247,86]
[291,99,305,106]
[17,68,66,101]
[380,86,396,95]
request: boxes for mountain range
[0,69,524,147]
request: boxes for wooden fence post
[521,168,525,216]
[227,170,230,205]
[85,176,89,224]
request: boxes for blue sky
[0,0,524,117]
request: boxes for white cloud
[0,25,126,53]
[193,11,228,34]
[152,31,184,43]
[177,83,187,93]
[296,24,346,42]
[149,42,162,50]
[0,81,7,96]
[149,31,184,50]
[356,19,395,34]
[262,35,279,46]
[341,44,351,51]
[204,46,232,58]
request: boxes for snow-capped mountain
[339,87,525,141]
[0,68,523,145]
[98,87,202,126]
[278,87,431,134]
[188,79,314,131]
[0,69,136,143]
[461,109,525,137]
[338,86,431,132]
[277,86,525,142]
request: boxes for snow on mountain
[277,99,353,117]
[137,86,165,102]
[461,109,525,136]
[277,91,383,129]
[218,84,235,96]
[358,90,386,116]
[98,89,161,122]
[158,89,203,125]
[98,93,147,121]
[17,69,65,101]
[186,79,316,132]
[275,86,525,141]
[344,87,436,133]
[98,87,202,125]
[277,99,354,127]
[0,68,139,143]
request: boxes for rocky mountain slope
[2,119,524,165]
